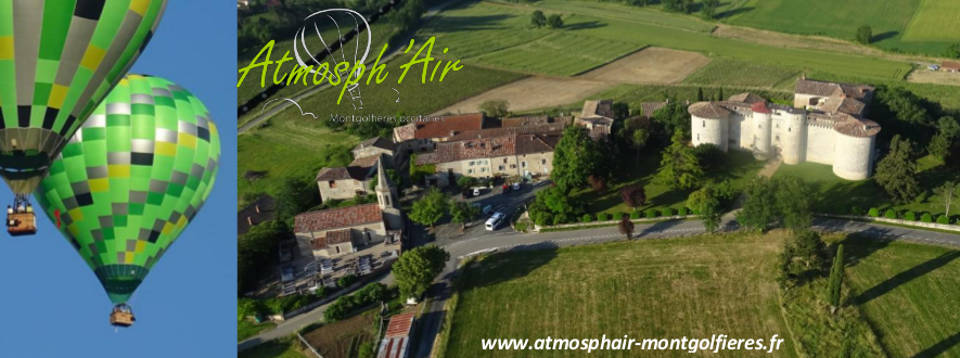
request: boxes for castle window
[329,180,336,188]
[697,134,700,141]
[776,135,780,141]
[541,159,547,165]
[788,127,791,132]
[702,120,705,128]
[499,165,505,170]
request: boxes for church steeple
[375,156,394,209]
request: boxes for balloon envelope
[0,0,167,195]
[34,74,220,304]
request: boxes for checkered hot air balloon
[34,74,220,327]
[0,0,167,235]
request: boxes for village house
[392,113,490,158]
[352,136,395,166]
[575,99,615,140]
[316,136,397,203]
[414,131,560,186]
[295,159,403,259]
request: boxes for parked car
[512,182,521,191]
[473,187,482,196]
[485,212,505,231]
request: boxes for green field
[773,156,958,219]
[239,320,276,342]
[682,59,800,90]
[572,150,764,218]
[903,0,960,42]
[841,236,960,357]
[445,232,798,357]
[238,53,524,204]
[239,337,307,358]
[717,0,958,56]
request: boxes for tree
[275,176,320,222]
[239,220,290,293]
[456,175,478,191]
[687,185,721,232]
[827,244,845,309]
[531,10,546,28]
[774,176,814,232]
[934,181,957,218]
[737,177,777,231]
[552,125,602,192]
[651,100,691,139]
[620,184,646,208]
[618,214,635,240]
[450,200,480,232]
[658,131,704,191]
[875,135,920,203]
[547,14,563,28]
[409,188,448,228]
[929,116,959,160]
[587,175,607,191]
[392,246,449,300]
[479,99,509,118]
[948,42,960,59]
[528,185,584,225]
[696,87,704,101]
[778,230,827,287]
[856,25,872,44]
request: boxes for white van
[485,212,505,231]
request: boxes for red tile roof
[295,203,383,233]
[385,312,415,337]
[402,113,487,140]
[415,133,560,165]
[943,61,960,70]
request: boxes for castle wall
[832,133,875,180]
[804,124,835,165]
[752,112,772,156]
[776,112,806,164]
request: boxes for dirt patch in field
[432,76,610,114]
[302,312,376,358]
[578,47,711,84]
[907,70,960,86]
[434,47,711,114]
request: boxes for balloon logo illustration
[34,74,220,327]
[0,0,168,234]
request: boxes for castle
[689,78,882,180]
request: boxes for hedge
[581,214,594,223]
[644,208,658,218]
[868,208,880,217]
[678,207,689,216]
[921,213,933,223]
[660,208,676,217]
[937,215,950,224]
[598,213,611,221]
[904,211,916,221]
[884,209,897,219]
[630,211,641,219]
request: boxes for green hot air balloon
[34,74,220,327]
[0,0,167,235]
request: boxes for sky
[0,2,237,356]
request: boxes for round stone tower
[688,102,731,151]
[750,102,772,159]
[832,117,881,180]
[780,109,806,165]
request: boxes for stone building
[689,78,881,180]
[295,159,403,259]
[316,136,396,203]
[392,113,489,157]
[351,136,395,166]
[575,99,615,140]
[415,131,560,186]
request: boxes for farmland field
[902,0,960,41]
[444,232,798,357]
[682,59,799,89]
[579,47,711,84]
[840,236,960,358]
[302,311,377,358]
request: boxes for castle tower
[688,102,731,152]
[750,102,773,159]
[832,117,881,180]
[375,156,395,209]
[780,109,807,165]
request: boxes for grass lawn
[444,231,798,357]
[837,235,960,357]
[239,337,307,358]
[772,156,958,219]
[902,0,960,42]
[237,54,524,204]
[573,150,764,218]
[239,320,276,342]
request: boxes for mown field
[773,156,958,220]
[445,232,797,358]
[443,230,960,358]
[840,236,960,358]
[718,0,958,56]
[238,53,524,204]
[682,59,800,90]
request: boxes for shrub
[661,208,676,217]
[678,207,689,216]
[337,274,358,288]
[921,213,934,223]
[904,211,916,221]
[850,206,863,215]
[581,213,594,223]
[868,208,880,217]
[620,185,646,208]
[937,215,950,224]
[644,208,658,218]
[630,211,641,219]
[884,209,897,219]
[598,213,611,221]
